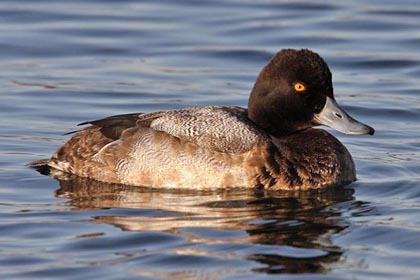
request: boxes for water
[1,0,420,279]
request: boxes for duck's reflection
[53,174,354,274]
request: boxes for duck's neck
[247,85,313,137]
[247,108,312,137]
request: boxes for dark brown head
[248,49,374,137]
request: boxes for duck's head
[248,49,374,137]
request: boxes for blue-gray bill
[313,96,375,135]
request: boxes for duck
[29,49,374,190]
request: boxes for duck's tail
[27,159,51,175]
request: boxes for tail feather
[27,159,49,167]
[27,159,51,175]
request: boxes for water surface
[1,0,420,279]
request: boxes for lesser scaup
[30,49,374,190]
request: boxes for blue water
[1,0,420,279]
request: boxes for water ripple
[1,0,420,279]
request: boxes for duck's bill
[313,96,374,135]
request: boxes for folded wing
[83,106,266,153]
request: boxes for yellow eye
[294,83,306,92]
